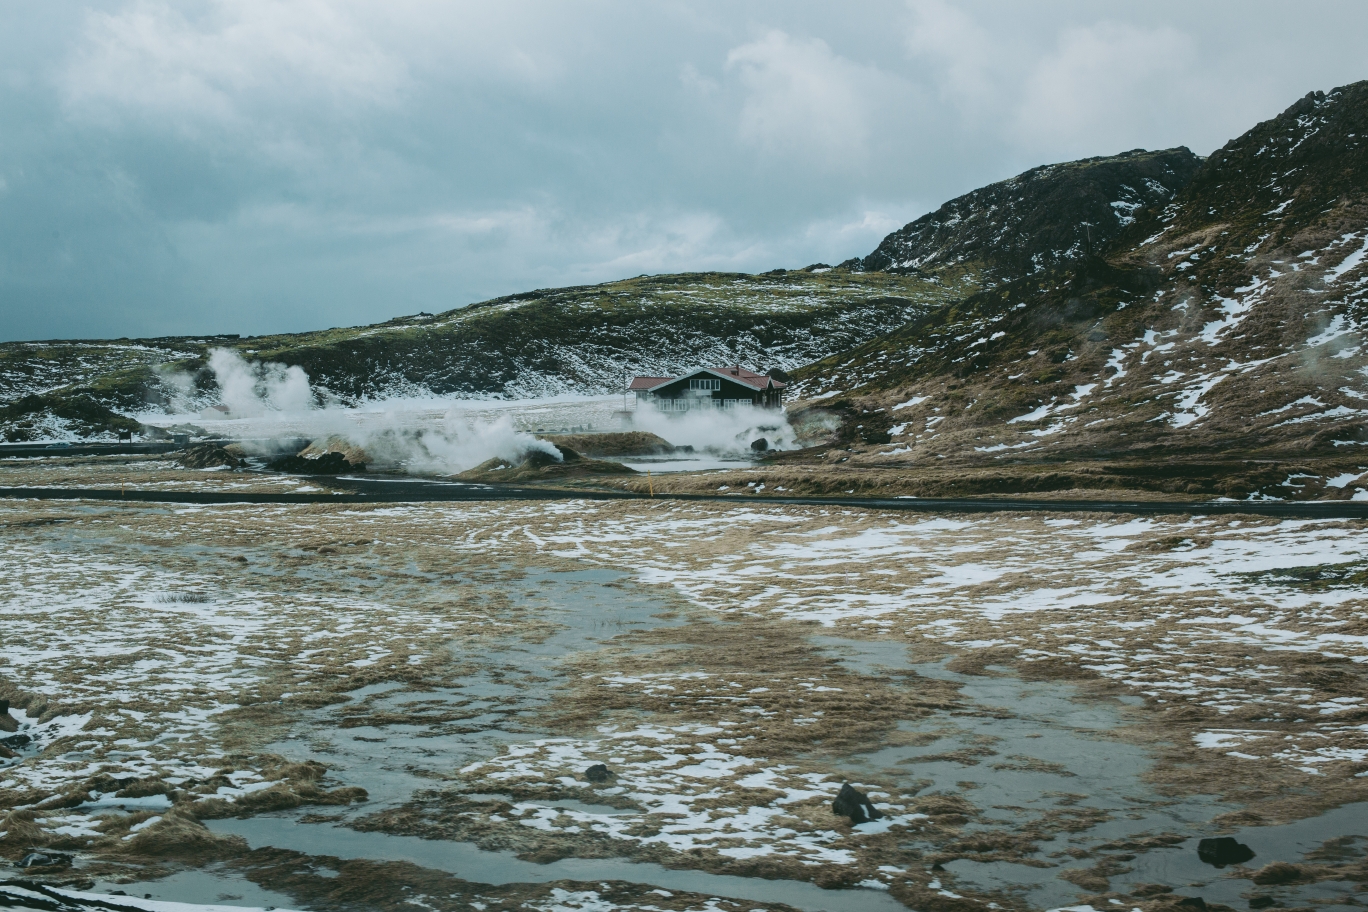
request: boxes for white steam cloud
[177,349,803,474]
[629,405,798,454]
[327,411,563,474]
[208,348,314,417]
[199,348,558,473]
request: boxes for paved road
[2,478,1367,518]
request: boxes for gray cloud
[2,0,1366,340]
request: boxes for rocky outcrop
[859,148,1201,283]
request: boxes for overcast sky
[2,1,1366,341]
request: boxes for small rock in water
[832,782,884,824]
[1247,896,1277,909]
[584,763,613,784]
[1197,836,1255,867]
[20,852,72,869]
[750,437,769,452]
[1173,898,1207,911]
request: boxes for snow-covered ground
[2,495,1366,910]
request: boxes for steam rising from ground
[323,411,562,474]
[208,349,314,417]
[160,349,798,474]
[628,403,799,453]
[195,349,559,473]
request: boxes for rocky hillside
[791,81,1368,498]
[0,271,960,440]
[0,147,1204,442]
[6,79,1364,476]
[856,148,1201,283]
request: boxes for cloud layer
[2,0,1365,340]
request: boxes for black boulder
[832,783,884,824]
[1197,836,1255,867]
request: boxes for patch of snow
[1325,233,1368,283]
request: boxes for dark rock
[1198,836,1256,867]
[832,782,884,824]
[1174,898,1207,911]
[584,763,613,784]
[0,699,8,714]
[750,437,769,452]
[2,733,31,748]
[1248,896,1277,909]
[266,452,365,475]
[20,852,72,868]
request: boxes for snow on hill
[791,80,1368,486]
[856,147,1201,283]
[0,272,959,440]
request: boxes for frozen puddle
[84,867,299,910]
[813,635,1368,909]
[1114,802,1368,909]
[212,568,919,912]
[198,570,904,912]
[264,567,694,812]
[207,816,907,912]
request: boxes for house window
[689,378,720,391]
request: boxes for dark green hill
[238,271,964,400]
[0,271,961,440]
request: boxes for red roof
[627,366,786,392]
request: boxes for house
[628,366,786,411]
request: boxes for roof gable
[628,366,786,392]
